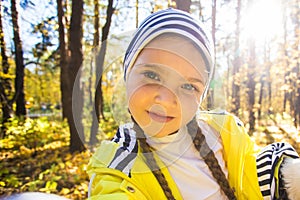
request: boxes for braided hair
[132,120,176,200]
[187,118,236,199]
[132,116,236,200]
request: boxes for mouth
[147,111,174,123]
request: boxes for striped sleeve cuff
[256,142,299,199]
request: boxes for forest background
[0,0,299,199]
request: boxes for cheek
[127,85,157,127]
[126,73,149,101]
[126,84,155,113]
[127,83,149,102]
[180,95,199,120]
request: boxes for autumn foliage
[0,117,90,199]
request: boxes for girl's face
[126,35,208,137]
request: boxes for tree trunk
[57,0,85,153]
[296,75,300,127]
[88,0,100,108]
[266,49,272,115]
[68,0,85,153]
[11,0,26,117]
[89,0,100,146]
[282,1,290,113]
[295,64,300,127]
[135,0,139,28]
[90,0,115,146]
[258,43,270,120]
[292,0,300,127]
[231,0,241,116]
[88,61,94,107]
[174,0,191,12]
[257,76,264,120]
[0,0,12,135]
[282,6,290,111]
[206,0,217,110]
[57,0,69,120]
[247,38,256,134]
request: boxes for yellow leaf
[80,182,88,192]
[0,71,15,79]
[60,188,70,195]
[74,189,81,195]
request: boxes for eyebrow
[142,63,162,69]
[139,63,166,74]
[187,77,205,85]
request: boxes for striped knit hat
[123,8,215,101]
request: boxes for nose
[154,86,177,106]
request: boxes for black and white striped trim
[109,123,138,176]
[256,142,299,199]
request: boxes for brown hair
[132,117,236,200]
[132,121,175,200]
[187,118,236,199]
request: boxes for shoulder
[197,109,244,130]
[197,109,254,153]
[89,123,139,176]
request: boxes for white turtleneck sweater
[146,121,228,200]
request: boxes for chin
[141,120,179,137]
[143,126,178,138]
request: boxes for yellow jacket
[87,111,264,199]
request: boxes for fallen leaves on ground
[0,117,91,200]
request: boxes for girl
[87,8,300,200]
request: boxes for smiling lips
[147,111,174,123]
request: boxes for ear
[281,157,300,200]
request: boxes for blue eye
[143,71,160,81]
[182,83,198,91]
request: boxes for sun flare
[242,0,283,42]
